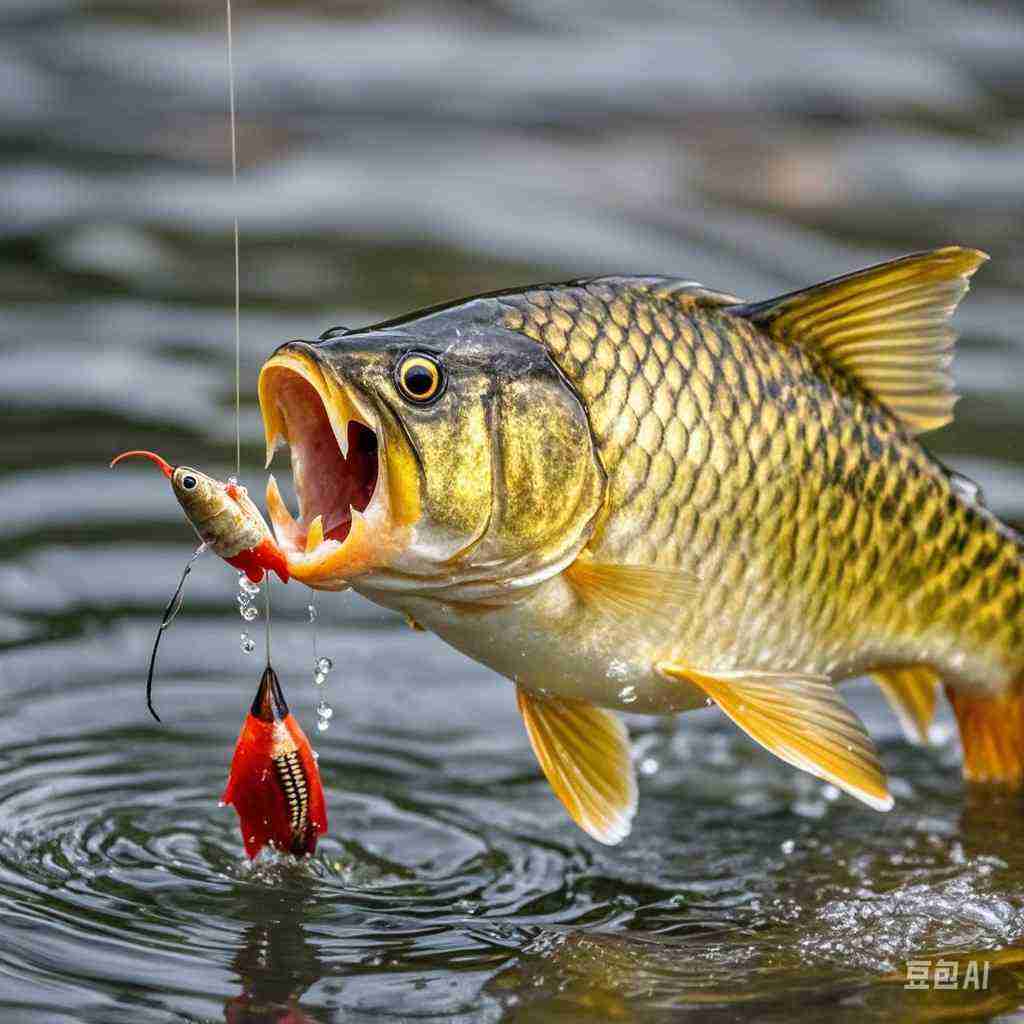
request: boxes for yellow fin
[945,685,1024,786]
[873,666,940,745]
[659,662,893,811]
[732,246,988,434]
[564,553,698,632]
[516,686,637,845]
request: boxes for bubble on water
[239,632,255,654]
[780,839,796,855]
[316,656,333,675]
[316,719,329,732]
[239,575,261,597]
[618,685,637,704]
[307,603,318,623]
[227,475,238,486]
[237,594,251,609]
[312,750,319,762]
[822,784,841,802]
[313,670,327,686]
[317,701,334,721]
[241,605,259,622]
[639,756,660,777]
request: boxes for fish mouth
[258,344,398,588]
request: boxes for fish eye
[395,353,443,404]
[181,474,198,491]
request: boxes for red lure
[223,665,327,858]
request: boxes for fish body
[110,451,289,583]
[222,665,327,858]
[258,247,1024,843]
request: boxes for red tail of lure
[223,665,327,858]
[110,450,289,584]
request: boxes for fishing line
[226,0,273,663]
[225,0,241,482]
[146,542,208,722]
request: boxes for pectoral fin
[873,666,940,745]
[563,552,698,632]
[658,662,893,811]
[516,686,638,845]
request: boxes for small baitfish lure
[222,664,328,858]
[110,450,289,583]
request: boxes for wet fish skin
[497,273,1024,691]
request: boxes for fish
[222,664,327,858]
[256,245,1024,844]
[110,450,289,583]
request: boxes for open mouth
[258,346,388,585]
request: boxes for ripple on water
[0,642,594,1021]
[2,631,1024,1021]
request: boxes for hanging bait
[110,450,289,583]
[222,664,327,858]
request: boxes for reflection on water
[2,0,1024,1021]
[226,884,324,1024]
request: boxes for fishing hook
[146,542,208,722]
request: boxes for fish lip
[258,342,391,586]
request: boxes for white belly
[357,574,708,714]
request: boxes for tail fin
[945,684,1024,786]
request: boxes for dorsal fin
[729,247,988,435]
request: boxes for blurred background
[2,2,1024,1022]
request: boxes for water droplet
[241,605,259,622]
[239,575,261,596]
[227,475,238,486]
[240,631,255,654]
[316,656,333,674]
[307,603,318,623]
[607,659,630,682]
[316,719,329,732]
[312,750,319,762]
[618,685,638,704]
[780,839,796,855]
[237,593,251,609]
[317,700,334,720]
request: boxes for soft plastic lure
[222,664,327,858]
[110,450,289,583]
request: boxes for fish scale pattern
[498,277,1024,680]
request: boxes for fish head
[258,297,606,596]
[169,464,224,521]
